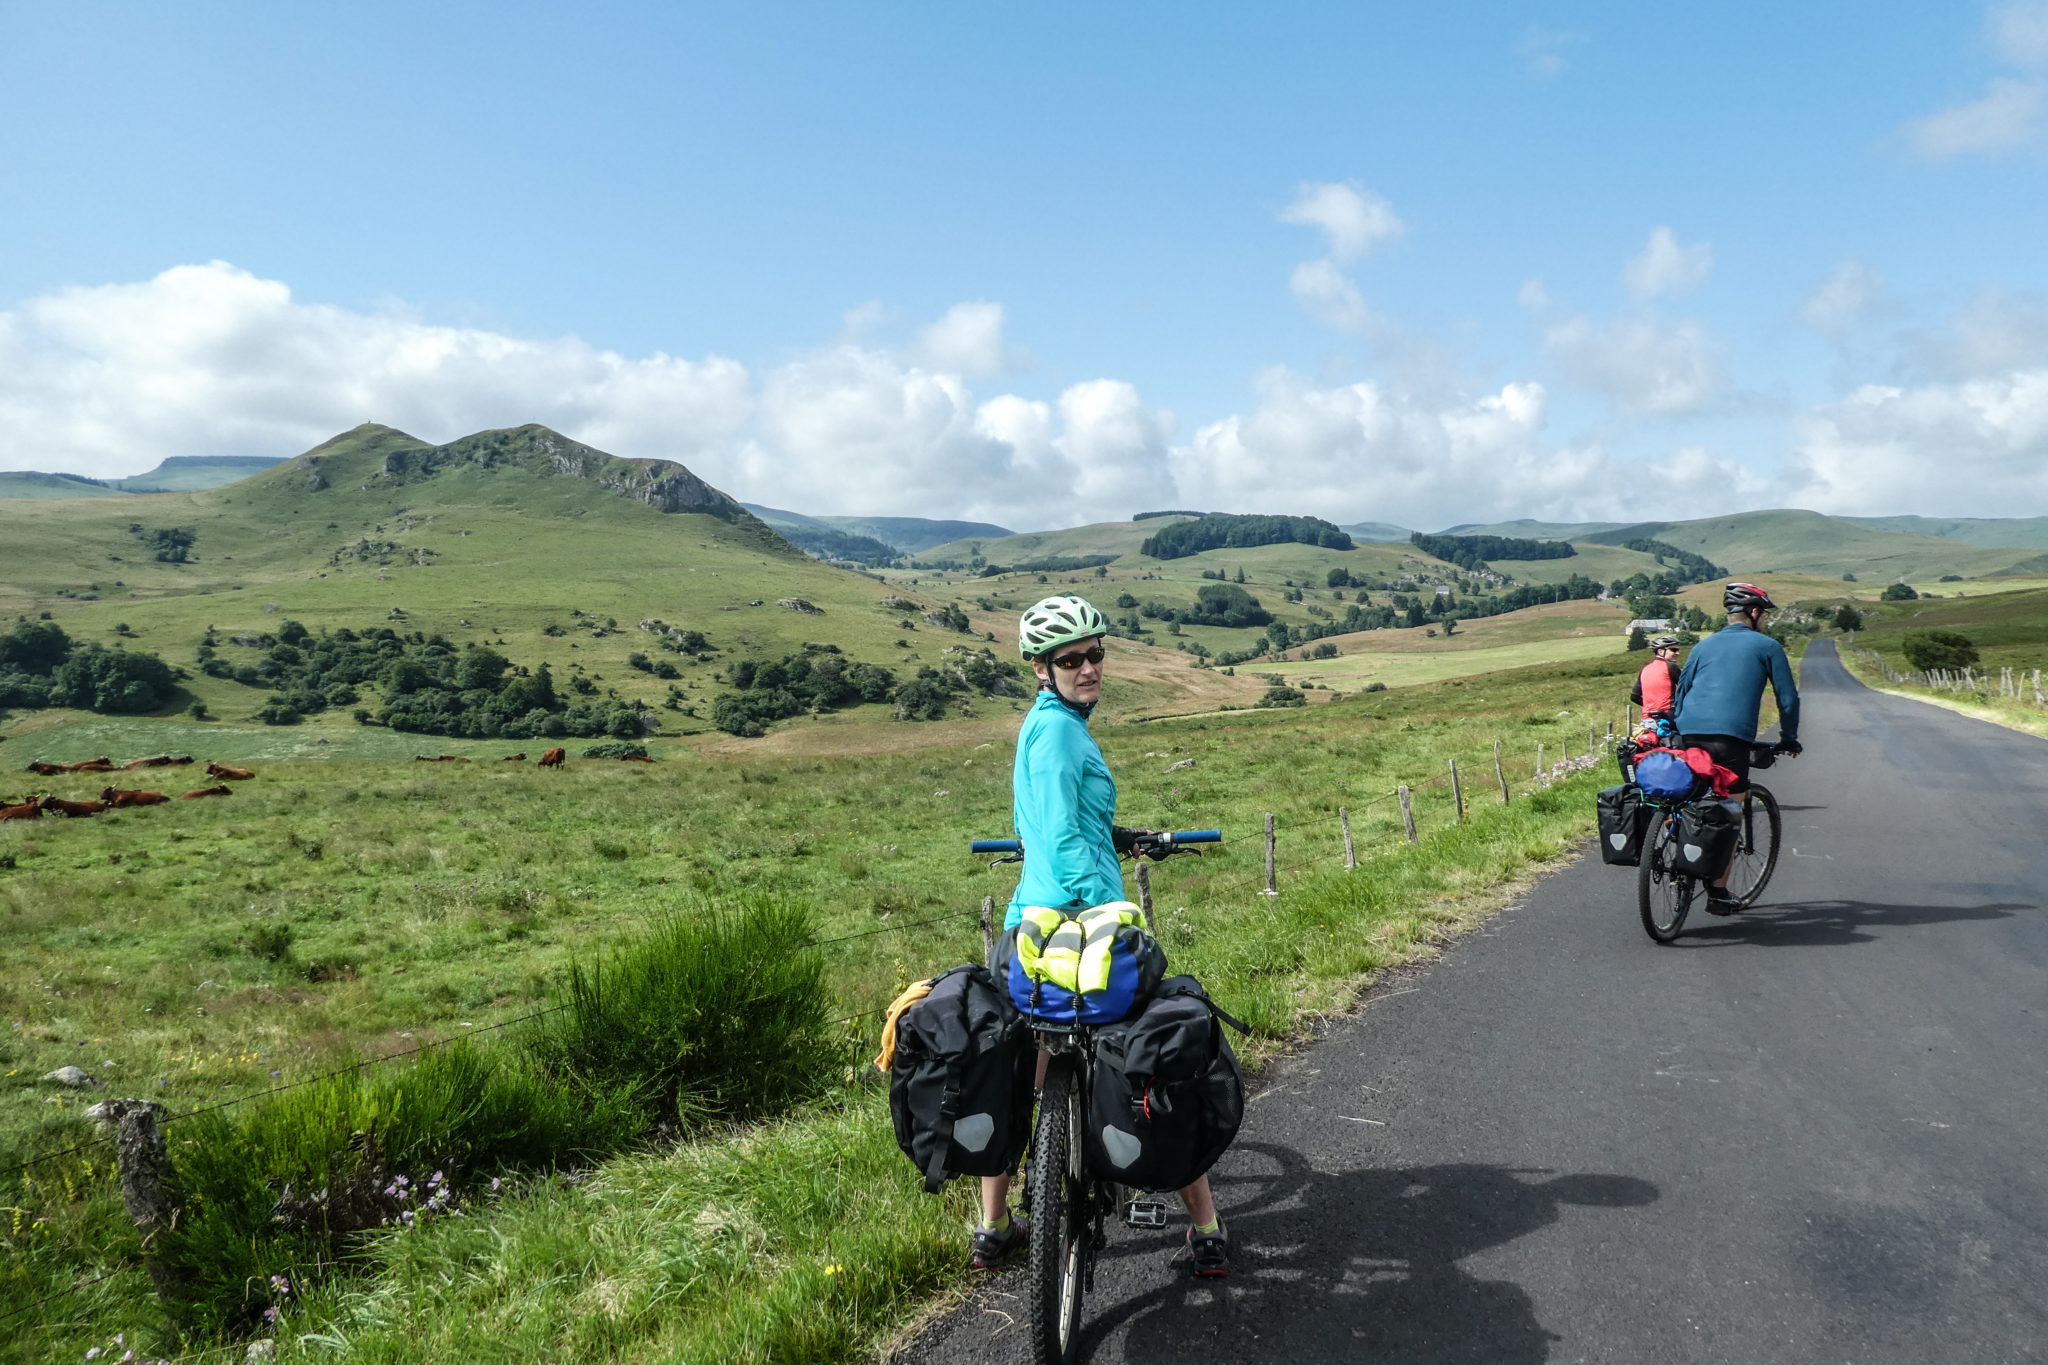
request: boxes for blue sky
[3,1,2045,528]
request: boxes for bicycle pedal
[1123,1199,1170,1229]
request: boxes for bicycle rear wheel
[1724,784,1781,908]
[1027,1059,1086,1365]
[1638,815,1694,943]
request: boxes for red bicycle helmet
[1723,582,1775,612]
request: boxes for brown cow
[538,748,566,768]
[169,755,195,765]
[205,763,256,780]
[620,755,655,763]
[180,785,234,799]
[39,795,108,817]
[65,758,118,773]
[119,755,182,769]
[25,761,62,776]
[0,801,41,821]
[502,753,527,762]
[101,787,170,807]
[412,755,471,763]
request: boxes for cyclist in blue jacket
[1673,582,1803,909]
[970,594,1229,1277]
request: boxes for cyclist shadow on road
[1090,1142,1659,1365]
[1676,899,2027,949]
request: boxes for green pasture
[1,650,1640,1362]
[1268,632,1628,690]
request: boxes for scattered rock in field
[777,598,823,615]
[879,595,919,611]
[43,1066,97,1089]
[1164,758,1196,773]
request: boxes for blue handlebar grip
[1168,830,1223,844]
[971,839,1022,854]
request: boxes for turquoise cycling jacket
[1672,620,1800,745]
[1006,691,1124,930]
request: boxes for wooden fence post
[1262,812,1278,896]
[1134,863,1154,934]
[1493,739,1510,804]
[1340,806,1355,869]
[1397,786,1418,845]
[1535,743,1545,785]
[980,896,995,966]
[1449,759,1465,822]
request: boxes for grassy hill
[1583,510,2035,581]
[107,454,288,491]
[1839,515,2048,550]
[0,470,129,498]
[0,425,1264,749]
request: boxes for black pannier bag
[1596,784,1650,867]
[890,964,1033,1193]
[1084,976,1247,1193]
[1671,798,1742,880]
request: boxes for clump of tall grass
[529,894,838,1128]
[150,897,836,1335]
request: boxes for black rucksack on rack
[1083,975,1247,1193]
[889,964,1033,1193]
[1596,783,1650,866]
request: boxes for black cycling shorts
[1680,733,1752,790]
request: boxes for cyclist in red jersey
[1631,634,1684,736]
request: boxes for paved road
[896,640,2048,1363]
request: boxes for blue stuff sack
[1633,749,1698,802]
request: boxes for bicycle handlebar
[969,829,1222,855]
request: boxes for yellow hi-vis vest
[1009,901,1166,1026]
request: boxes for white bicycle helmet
[1018,594,1108,659]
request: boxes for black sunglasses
[1050,646,1106,670]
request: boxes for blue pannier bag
[1633,748,1697,802]
[1003,902,1166,1026]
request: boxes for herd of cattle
[1,754,254,819]
[0,745,606,823]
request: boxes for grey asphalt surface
[894,640,2048,1364]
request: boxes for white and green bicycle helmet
[1018,594,1108,659]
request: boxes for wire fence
[1,717,1624,1338]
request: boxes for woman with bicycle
[970,594,1229,1278]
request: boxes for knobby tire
[1028,1059,1086,1365]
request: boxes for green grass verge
[2,654,1636,1361]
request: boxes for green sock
[1193,1217,1220,1236]
[982,1212,1011,1233]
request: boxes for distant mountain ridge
[0,456,289,498]
[743,504,1013,554]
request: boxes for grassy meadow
[2,647,1642,1363]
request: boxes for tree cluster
[0,618,177,714]
[1140,514,1354,560]
[1617,538,1726,583]
[776,525,904,567]
[978,554,1118,577]
[128,523,197,563]
[198,620,642,737]
[1901,630,1979,671]
[1410,532,1574,567]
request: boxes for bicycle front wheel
[1725,784,1782,909]
[1638,815,1694,944]
[1027,1058,1086,1365]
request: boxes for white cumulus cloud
[1799,262,1889,336]
[1992,1,2048,67]
[1908,75,2045,158]
[1541,313,1724,414]
[0,261,753,477]
[1624,227,1714,301]
[1787,369,2048,513]
[1289,259,1374,333]
[1279,182,1404,262]
[1514,25,1588,79]
[914,300,1022,377]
